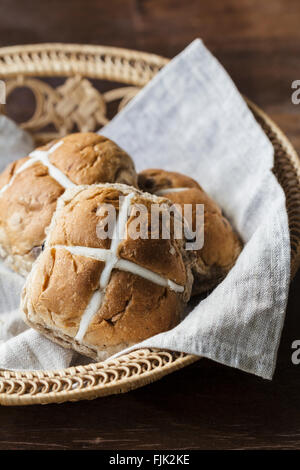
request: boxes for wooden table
[0,0,300,450]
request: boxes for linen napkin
[0,115,33,171]
[0,40,290,379]
[102,39,290,379]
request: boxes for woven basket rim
[0,43,300,406]
[0,42,169,85]
[0,42,169,61]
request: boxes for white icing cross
[0,140,76,195]
[51,193,184,342]
[156,187,190,196]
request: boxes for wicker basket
[0,44,299,406]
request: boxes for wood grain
[0,0,300,450]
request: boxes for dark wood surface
[0,0,300,450]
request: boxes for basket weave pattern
[0,44,299,406]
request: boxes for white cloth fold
[0,40,290,378]
[0,116,33,171]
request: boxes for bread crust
[138,169,242,295]
[21,183,194,360]
[0,133,137,275]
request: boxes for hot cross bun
[21,184,194,360]
[138,169,242,295]
[0,132,137,275]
